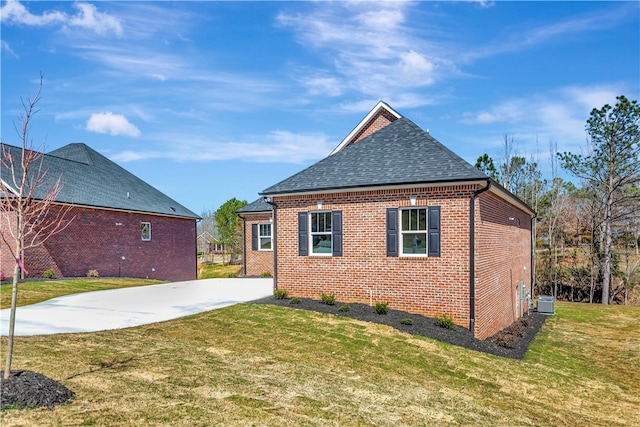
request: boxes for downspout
[241,216,247,276]
[531,214,537,303]
[469,179,492,337]
[264,197,277,291]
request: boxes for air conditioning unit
[537,296,555,315]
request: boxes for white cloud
[0,0,122,36]
[86,112,141,137]
[1,40,17,57]
[110,131,335,164]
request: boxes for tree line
[475,95,640,305]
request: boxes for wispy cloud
[86,112,141,137]
[0,40,17,57]
[0,0,122,36]
[110,130,334,164]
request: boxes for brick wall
[343,110,399,149]
[242,212,274,276]
[274,185,474,326]
[1,206,197,282]
[273,185,532,340]
[474,191,532,339]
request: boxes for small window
[310,211,332,255]
[141,222,151,241]
[401,208,427,255]
[259,223,272,250]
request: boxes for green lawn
[197,263,242,279]
[1,298,638,426]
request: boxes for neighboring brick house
[1,143,200,282]
[257,102,534,339]
[238,198,274,277]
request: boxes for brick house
[238,198,274,277]
[1,143,200,282]
[252,102,534,339]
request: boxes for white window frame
[309,211,332,256]
[400,208,427,256]
[141,222,151,241]
[258,223,272,251]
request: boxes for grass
[0,278,162,309]
[197,263,242,279]
[0,299,637,426]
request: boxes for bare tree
[1,75,74,379]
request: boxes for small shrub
[495,333,517,348]
[400,318,413,325]
[274,289,289,299]
[289,297,301,304]
[435,313,455,329]
[260,271,272,278]
[320,292,336,305]
[43,269,56,279]
[86,269,100,278]
[226,272,237,278]
[373,302,389,315]
[338,304,350,312]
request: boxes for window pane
[311,213,318,233]
[402,233,427,254]
[312,234,332,254]
[259,223,271,237]
[402,209,410,230]
[418,209,427,230]
[260,237,272,250]
[141,222,151,241]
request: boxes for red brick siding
[1,206,197,282]
[344,111,399,149]
[241,212,274,277]
[474,192,532,339]
[274,186,474,326]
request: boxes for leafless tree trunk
[1,75,74,379]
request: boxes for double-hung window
[251,223,272,251]
[310,212,332,254]
[386,207,440,257]
[298,210,342,257]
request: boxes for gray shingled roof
[1,143,200,219]
[261,117,488,195]
[237,197,272,214]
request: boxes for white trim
[258,222,273,251]
[399,207,428,257]
[0,179,18,196]
[488,185,536,216]
[141,222,152,241]
[309,211,333,256]
[330,101,402,155]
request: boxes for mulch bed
[251,296,547,359]
[1,370,75,410]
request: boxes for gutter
[263,196,277,291]
[469,179,492,337]
[241,216,247,277]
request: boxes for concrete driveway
[0,278,273,336]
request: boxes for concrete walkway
[0,278,273,336]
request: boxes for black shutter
[386,208,399,257]
[332,210,343,257]
[298,211,308,256]
[428,206,441,257]
[251,224,258,251]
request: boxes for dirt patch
[251,296,547,359]
[1,370,74,410]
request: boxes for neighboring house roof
[237,197,273,214]
[1,143,200,219]
[197,231,219,243]
[262,116,489,196]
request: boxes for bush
[435,313,455,329]
[373,302,389,315]
[260,271,272,278]
[400,318,413,325]
[43,269,56,279]
[226,272,237,278]
[495,333,517,348]
[289,297,301,304]
[338,304,350,312]
[273,289,289,299]
[320,292,336,305]
[86,269,100,278]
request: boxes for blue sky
[2,1,638,215]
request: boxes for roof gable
[330,101,401,155]
[1,143,199,219]
[238,197,272,214]
[262,116,488,196]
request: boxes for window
[298,211,342,257]
[141,222,151,241]
[259,223,272,250]
[311,211,332,254]
[401,208,427,255]
[387,207,440,257]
